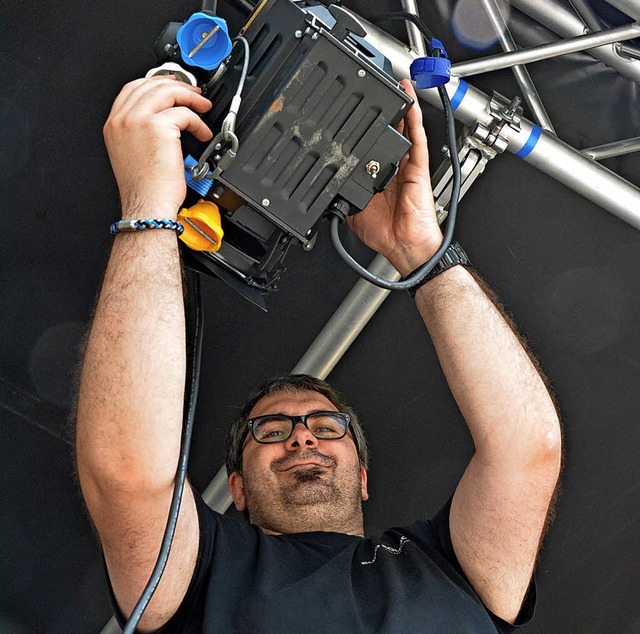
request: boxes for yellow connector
[178,199,224,252]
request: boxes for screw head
[262,198,270,207]
[295,30,303,38]
[358,69,366,78]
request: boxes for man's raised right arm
[75,77,213,631]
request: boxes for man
[76,75,562,632]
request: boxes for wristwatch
[406,241,471,297]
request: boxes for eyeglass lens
[252,413,347,443]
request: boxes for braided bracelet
[109,218,184,236]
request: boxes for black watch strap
[406,241,471,297]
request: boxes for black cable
[223,0,255,17]
[122,270,204,633]
[201,0,218,13]
[371,12,436,43]
[329,84,461,291]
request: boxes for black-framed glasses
[247,411,351,444]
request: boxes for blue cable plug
[177,13,232,71]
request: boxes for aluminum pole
[568,0,603,32]
[604,0,640,23]
[481,0,555,132]
[291,256,399,376]
[511,0,640,84]
[359,15,640,230]
[452,22,640,76]
[401,0,428,57]
[583,136,640,160]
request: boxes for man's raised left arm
[348,79,562,624]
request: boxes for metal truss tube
[505,120,640,229]
[452,22,640,77]
[359,16,640,230]
[481,0,555,132]
[510,0,640,84]
[568,0,603,32]
[583,136,640,160]
[605,0,640,23]
[291,258,398,376]
[401,0,428,56]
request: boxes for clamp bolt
[366,160,380,178]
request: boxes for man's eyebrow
[255,408,339,417]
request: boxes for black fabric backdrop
[1,0,639,632]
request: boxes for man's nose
[285,421,319,450]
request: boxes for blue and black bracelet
[109,218,184,236]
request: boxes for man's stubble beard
[242,456,364,533]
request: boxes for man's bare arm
[75,77,212,631]
[415,267,562,623]
[348,79,562,623]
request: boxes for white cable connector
[222,94,242,140]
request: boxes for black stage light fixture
[152,0,413,309]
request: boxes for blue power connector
[176,12,233,71]
[410,38,451,89]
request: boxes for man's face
[228,390,369,535]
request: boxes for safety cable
[328,83,461,291]
[196,36,251,177]
[122,270,204,633]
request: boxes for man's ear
[228,472,246,511]
[360,466,369,502]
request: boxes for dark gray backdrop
[1,0,639,632]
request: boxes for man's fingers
[111,76,208,119]
[156,107,214,142]
[399,79,429,171]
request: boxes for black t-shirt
[110,492,536,633]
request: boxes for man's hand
[103,75,213,218]
[346,79,443,276]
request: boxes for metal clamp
[432,121,508,222]
[470,92,523,154]
[192,131,240,181]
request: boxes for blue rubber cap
[184,155,214,196]
[177,13,232,71]
[410,56,451,89]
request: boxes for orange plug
[178,199,224,252]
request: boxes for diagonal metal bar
[401,0,428,56]
[583,136,640,160]
[604,0,640,22]
[568,0,603,32]
[452,22,640,76]
[1,376,72,446]
[511,0,640,84]
[481,0,555,132]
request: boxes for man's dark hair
[225,374,369,476]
